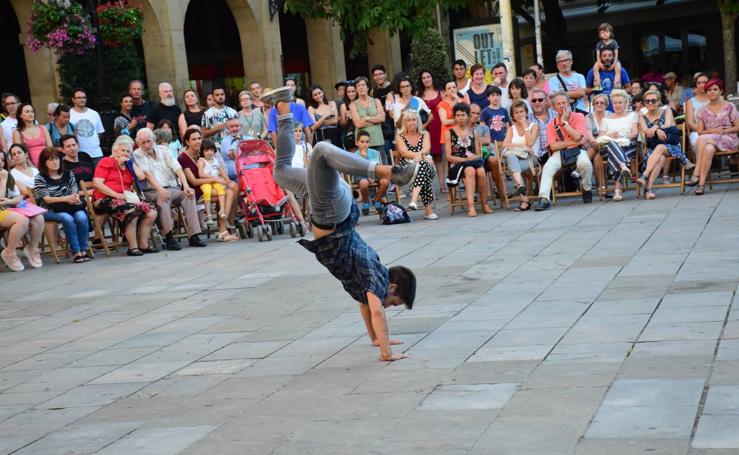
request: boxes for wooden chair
[548,149,585,205]
[447,169,495,215]
[27,188,68,264]
[80,181,122,256]
[707,147,739,189]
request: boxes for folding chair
[80,181,122,256]
[707,148,739,189]
[447,169,495,215]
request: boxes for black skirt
[446,158,484,187]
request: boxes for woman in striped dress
[34,147,90,263]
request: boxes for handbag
[553,121,580,170]
[117,166,141,204]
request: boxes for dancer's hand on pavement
[379,352,410,362]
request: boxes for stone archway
[0,0,30,102]
[129,0,174,98]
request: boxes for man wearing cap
[663,72,684,114]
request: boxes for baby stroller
[236,139,305,241]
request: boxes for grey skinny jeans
[274,113,378,225]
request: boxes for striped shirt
[33,170,79,208]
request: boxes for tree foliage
[409,28,452,87]
[284,0,468,56]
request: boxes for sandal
[685,176,699,187]
[515,185,526,196]
[613,189,623,202]
[482,205,494,214]
[217,231,239,242]
[620,167,631,183]
[694,185,705,196]
[515,201,531,212]
[73,253,86,264]
[139,246,160,254]
[645,189,656,200]
[597,186,607,198]
[1,249,24,272]
[467,208,477,217]
[218,210,227,220]
[126,248,144,257]
[82,252,93,262]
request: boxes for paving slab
[0,186,737,452]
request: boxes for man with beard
[201,86,238,147]
[146,82,182,138]
[69,88,105,164]
[585,48,631,110]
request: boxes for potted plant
[27,0,96,55]
[96,1,143,48]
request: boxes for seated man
[535,92,593,211]
[263,86,418,361]
[133,128,206,249]
[219,117,243,181]
[59,134,95,184]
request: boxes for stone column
[9,0,59,106]
[231,0,284,89]
[305,18,347,92]
[367,30,402,78]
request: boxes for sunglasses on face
[644,98,659,104]
[531,98,545,103]
[594,101,606,106]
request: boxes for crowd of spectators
[1,21,738,272]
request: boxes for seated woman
[178,128,238,241]
[34,147,90,263]
[92,136,159,256]
[0,151,44,271]
[445,102,492,217]
[396,111,437,220]
[637,89,689,199]
[498,100,539,211]
[597,89,638,201]
[684,73,709,153]
[354,131,390,215]
[9,143,39,198]
[585,93,611,197]
[687,79,739,195]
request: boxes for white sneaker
[424,213,439,220]
[260,86,294,105]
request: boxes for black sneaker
[188,235,207,247]
[390,162,419,186]
[582,189,593,204]
[165,233,182,251]
[260,86,294,105]
[534,199,551,211]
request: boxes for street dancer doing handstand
[263,86,418,361]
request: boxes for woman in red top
[93,137,158,256]
[437,81,470,192]
[12,103,52,167]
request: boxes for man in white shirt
[201,86,238,147]
[134,128,205,250]
[1,94,19,147]
[69,88,105,163]
[491,63,511,109]
[547,50,589,114]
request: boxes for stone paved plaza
[1,185,739,455]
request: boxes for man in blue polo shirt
[267,97,314,146]
[586,48,631,110]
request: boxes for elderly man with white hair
[133,127,206,250]
[547,50,588,114]
[146,82,182,138]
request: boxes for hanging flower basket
[27,0,96,55]
[96,1,143,48]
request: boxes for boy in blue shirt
[354,131,390,215]
[480,86,510,144]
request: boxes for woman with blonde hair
[596,89,638,201]
[395,110,437,220]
